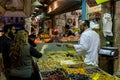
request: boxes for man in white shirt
[66,20,100,65]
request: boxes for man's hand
[66,44,74,48]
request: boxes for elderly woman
[8,30,42,80]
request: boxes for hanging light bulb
[32,0,42,6]
[35,7,39,10]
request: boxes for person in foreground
[66,20,100,66]
[8,30,42,80]
[0,24,16,69]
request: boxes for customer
[0,24,16,69]
[65,27,75,37]
[66,20,100,65]
[50,30,62,43]
[64,24,75,37]
[8,30,42,80]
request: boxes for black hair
[83,20,90,28]
[65,24,70,29]
[3,24,14,33]
[53,31,58,35]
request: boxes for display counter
[33,43,120,80]
[61,41,78,44]
[36,43,76,54]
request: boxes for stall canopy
[4,11,26,17]
[47,0,82,15]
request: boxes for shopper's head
[3,24,15,33]
[14,30,28,44]
[3,24,16,39]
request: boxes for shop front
[27,0,120,79]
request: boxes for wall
[114,0,120,74]
[0,6,5,16]
[99,1,120,74]
[24,0,32,17]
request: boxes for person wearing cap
[66,20,100,65]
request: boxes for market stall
[33,43,120,80]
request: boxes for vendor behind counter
[49,31,62,43]
[64,24,75,37]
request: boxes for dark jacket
[66,29,75,37]
[28,34,37,47]
[0,35,13,69]
[9,44,42,78]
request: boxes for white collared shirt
[74,28,100,65]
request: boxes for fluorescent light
[33,11,37,13]
[35,7,39,10]
[32,0,42,6]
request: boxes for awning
[47,0,82,15]
[4,11,27,17]
[0,6,5,16]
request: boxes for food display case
[33,43,120,80]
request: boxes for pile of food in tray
[35,43,119,80]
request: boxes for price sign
[96,0,109,4]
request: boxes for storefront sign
[96,0,109,4]
[87,5,101,13]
